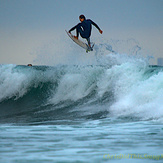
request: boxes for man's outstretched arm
[91,20,103,34]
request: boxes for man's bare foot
[74,36,78,39]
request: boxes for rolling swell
[0,60,163,124]
[0,64,110,123]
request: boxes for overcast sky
[0,0,163,65]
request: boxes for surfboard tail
[66,30,95,52]
[87,43,94,51]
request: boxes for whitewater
[0,43,163,162]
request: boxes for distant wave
[0,54,163,123]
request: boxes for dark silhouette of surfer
[69,15,103,47]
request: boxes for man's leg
[76,27,84,38]
[86,38,91,47]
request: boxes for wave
[0,54,163,123]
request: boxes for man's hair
[79,14,86,20]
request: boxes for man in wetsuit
[69,15,103,47]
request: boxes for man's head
[79,14,86,22]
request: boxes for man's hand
[99,29,103,34]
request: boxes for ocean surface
[0,53,163,162]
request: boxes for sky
[0,0,163,65]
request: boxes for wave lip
[0,57,163,123]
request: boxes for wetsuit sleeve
[69,23,80,32]
[69,25,77,32]
[90,20,101,31]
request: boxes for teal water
[0,57,163,162]
[0,120,163,162]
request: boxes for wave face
[0,55,163,124]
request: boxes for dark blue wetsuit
[69,19,101,45]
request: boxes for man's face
[79,18,84,22]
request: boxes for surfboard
[65,30,94,52]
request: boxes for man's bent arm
[69,24,78,33]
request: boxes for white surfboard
[65,30,93,52]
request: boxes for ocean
[0,53,163,162]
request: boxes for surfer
[69,15,103,47]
